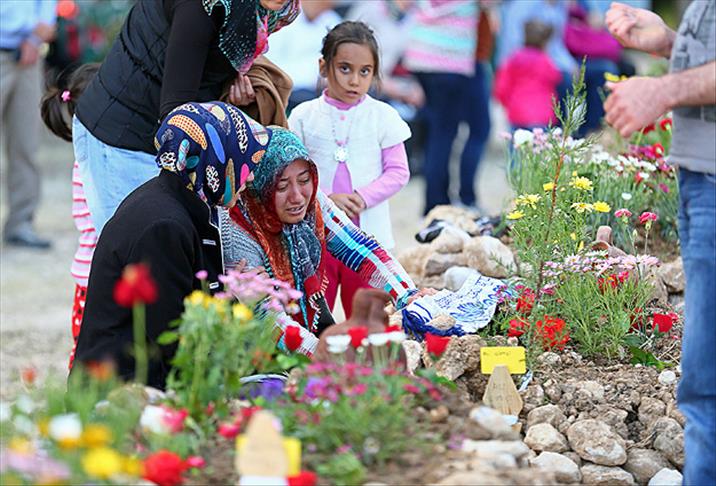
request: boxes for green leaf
[157,331,179,345]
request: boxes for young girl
[288,21,411,317]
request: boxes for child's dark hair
[321,21,381,81]
[41,63,99,142]
[524,20,553,50]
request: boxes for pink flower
[659,183,670,194]
[186,456,206,469]
[217,422,240,439]
[347,383,367,396]
[403,384,421,394]
[162,406,188,434]
[614,208,632,219]
[639,212,658,224]
[195,270,208,280]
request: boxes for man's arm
[605,2,676,58]
[604,62,716,138]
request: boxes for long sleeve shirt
[0,0,56,49]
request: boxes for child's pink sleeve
[355,143,410,208]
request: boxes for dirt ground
[0,115,513,399]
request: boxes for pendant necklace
[330,108,355,164]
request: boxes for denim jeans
[676,168,716,485]
[72,117,159,234]
[416,63,491,214]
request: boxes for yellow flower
[506,210,525,220]
[570,232,577,241]
[81,424,112,448]
[187,290,206,307]
[593,201,611,213]
[8,437,34,454]
[543,182,555,192]
[578,241,585,251]
[572,170,578,177]
[123,456,145,477]
[82,447,123,479]
[604,72,628,82]
[516,194,541,209]
[37,417,50,437]
[571,202,594,213]
[569,176,593,191]
[233,303,253,321]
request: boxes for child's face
[320,42,375,105]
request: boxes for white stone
[469,406,518,440]
[530,452,581,483]
[524,423,569,453]
[650,418,685,468]
[444,266,480,292]
[624,448,672,485]
[658,370,677,386]
[581,464,636,485]
[527,404,566,429]
[648,468,683,486]
[402,340,422,374]
[462,439,530,459]
[567,419,627,466]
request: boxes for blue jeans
[72,117,159,234]
[676,168,716,485]
[417,63,491,214]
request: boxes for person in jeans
[603,2,715,483]
[0,0,56,248]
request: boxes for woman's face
[259,0,288,11]
[274,160,314,224]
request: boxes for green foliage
[316,451,365,485]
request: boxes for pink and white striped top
[71,161,97,287]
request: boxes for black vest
[75,0,234,155]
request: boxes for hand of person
[328,193,364,219]
[402,83,425,107]
[18,40,39,66]
[603,77,670,138]
[605,2,673,57]
[407,287,438,305]
[228,74,256,106]
[234,258,268,279]
[34,22,56,42]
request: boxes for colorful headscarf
[230,128,328,332]
[202,0,300,74]
[155,102,273,208]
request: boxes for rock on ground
[650,417,685,468]
[647,468,682,486]
[524,423,569,453]
[567,419,627,466]
[527,404,566,429]
[463,236,515,278]
[658,258,684,294]
[581,464,636,485]
[529,451,582,483]
[624,448,672,485]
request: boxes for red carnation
[507,318,527,337]
[113,263,158,307]
[652,143,665,158]
[143,450,188,486]
[653,313,675,334]
[642,123,655,134]
[425,333,450,357]
[516,288,535,315]
[284,325,303,352]
[659,118,672,131]
[347,326,368,348]
[288,471,318,486]
[535,315,569,349]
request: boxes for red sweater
[494,47,562,127]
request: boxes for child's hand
[329,193,365,219]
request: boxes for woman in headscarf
[73,101,272,389]
[223,127,417,355]
[43,0,300,236]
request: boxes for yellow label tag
[237,436,301,476]
[480,347,526,374]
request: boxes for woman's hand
[234,258,268,278]
[328,193,365,219]
[228,74,256,106]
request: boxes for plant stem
[133,304,148,385]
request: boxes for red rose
[425,333,450,357]
[143,450,188,486]
[288,471,318,486]
[508,318,526,337]
[113,263,158,307]
[347,326,368,348]
[516,288,535,315]
[284,326,303,352]
[652,313,675,334]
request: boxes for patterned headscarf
[202,0,300,74]
[230,128,328,332]
[155,102,273,209]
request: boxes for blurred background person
[494,19,562,131]
[266,0,342,112]
[403,0,491,215]
[0,0,57,249]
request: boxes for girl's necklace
[330,107,355,164]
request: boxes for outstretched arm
[604,62,716,137]
[605,1,676,58]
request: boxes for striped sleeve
[317,191,416,308]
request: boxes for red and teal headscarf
[154,101,272,208]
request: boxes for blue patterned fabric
[155,102,272,207]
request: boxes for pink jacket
[494,47,562,127]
